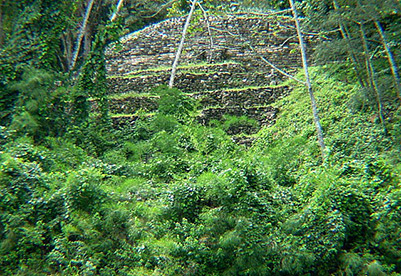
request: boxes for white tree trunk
[374,20,401,102]
[289,0,326,157]
[69,0,96,71]
[110,0,125,22]
[169,0,197,88]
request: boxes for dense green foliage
[1,72,400,275]
[1,0,401,275]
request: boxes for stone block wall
[193,86,290,108]
[107,70,284,95]
[106,14,304,77]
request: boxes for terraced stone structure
[105,13,305,133]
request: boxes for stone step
[191,85,290,108]
[107,96,158,114]
[107,71,286,95]
[104,14,307,136]
[232,135,257,147]
[106,47,301,76]
[105,15,304,75]
[108,61,246,78]
[102,85,288,114]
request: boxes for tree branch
[142,0,178,19]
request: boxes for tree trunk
[374,20,401,102]
[289,0,326,158]
[359,23,388,134]
[332,0,367,89]
[69,0,96,71]
[110,0,124,22]
[169,0,197,88]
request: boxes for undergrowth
[1,66,400,275]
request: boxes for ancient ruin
[105,12,307,134]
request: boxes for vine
[76,20,124,125]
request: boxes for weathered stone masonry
[104,13,308,130]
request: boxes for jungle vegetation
[0,0,400,275]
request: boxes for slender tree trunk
[374,20,401,102]
[110,0,124,22]
[69,0,96,71]
[332,0,367,88]
[359,23,388,134]
[197,2,214,62]
[289,0,326,158]
[169,0,197,88]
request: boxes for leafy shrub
[390,107,401,153]
[151,113,180,134]
[45,137,88,170]
[8,68,70,139]
[0,150,54,274]
[256,136,307,187]
[280,182,372,275]
[151,131,180,155]
[65,168,107,213]
[123,141,153,162]
[372,188,401,273]
[154,85,194,121]
[146,154,189,182]
[167,183,206,222]
[66,121,121,157]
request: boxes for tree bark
[374,20,401,102]
[289,0,326,158]
[69,0,96,71]
[359,23,388,134]
[169,0,197,88]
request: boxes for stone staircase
[104,13,308,136]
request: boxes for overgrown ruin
[105,13,309,135]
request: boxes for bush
[167,183,206,222]
[65,168,107,213]
[280,181,372,275]
[154,85,194,121]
